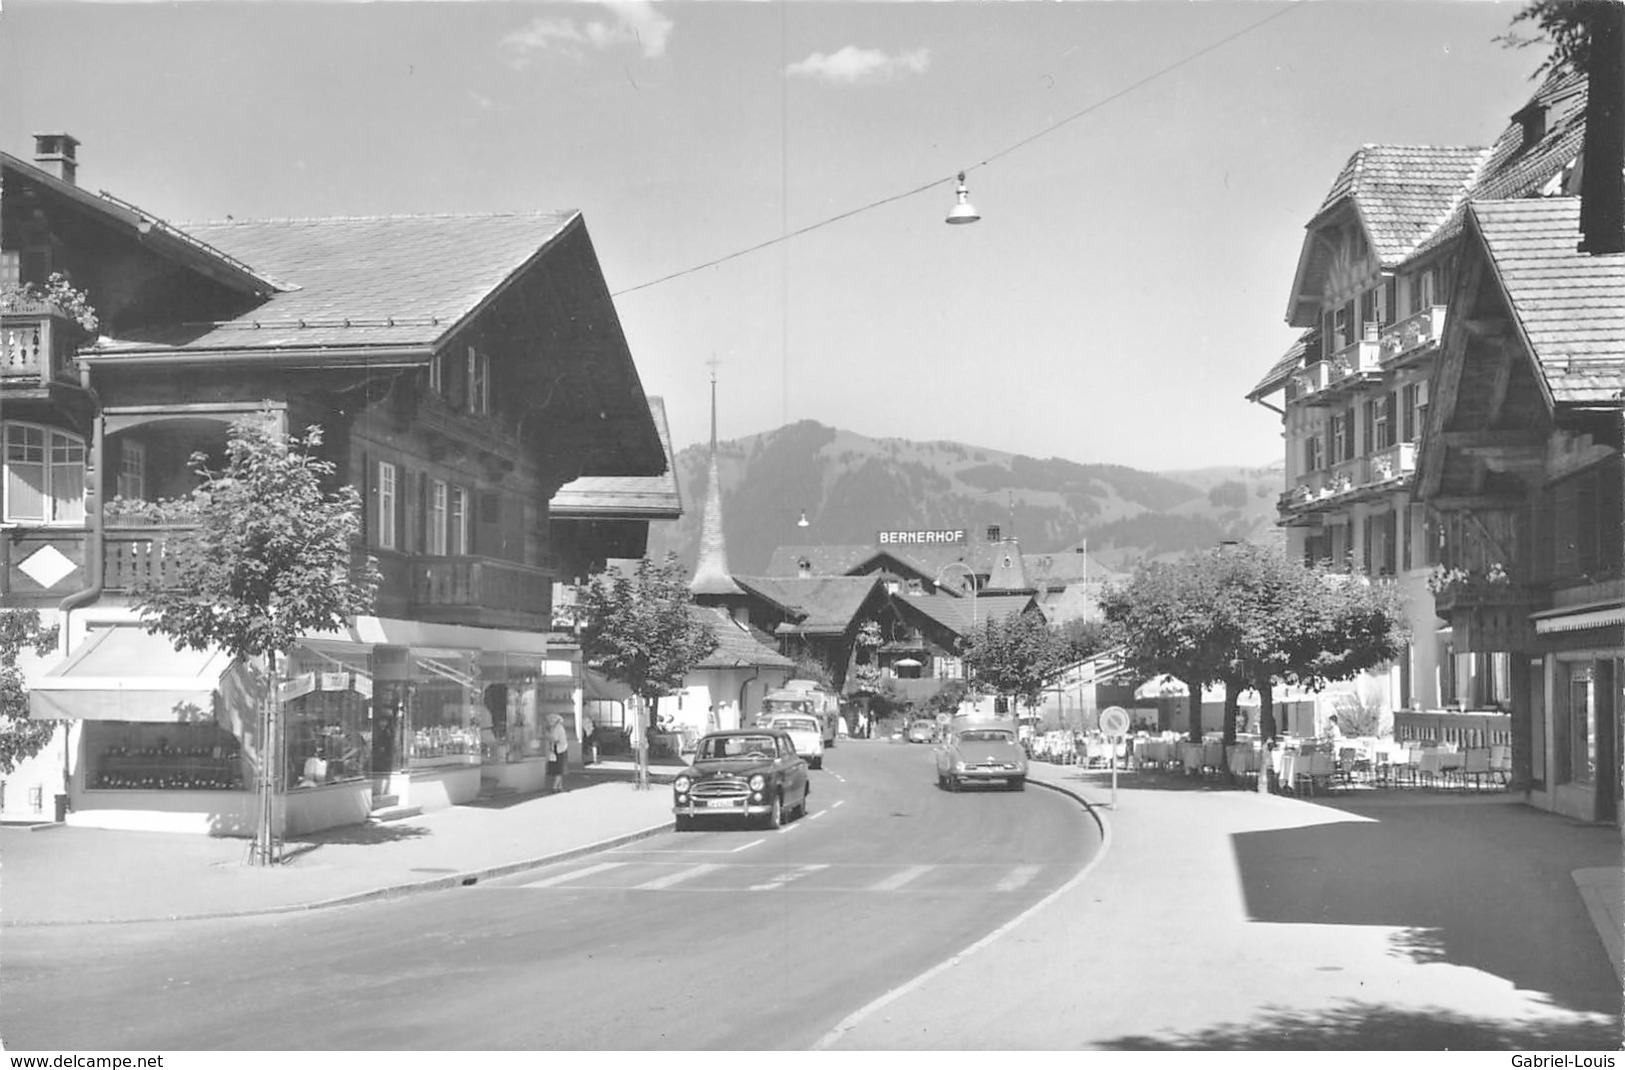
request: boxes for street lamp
[933,561,978,627]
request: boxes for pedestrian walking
[547,712,569,793]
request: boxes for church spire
[691,363,743,598]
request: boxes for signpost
[1100,705,1130,809]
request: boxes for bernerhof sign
[877,529,968,545]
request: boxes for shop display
[95,741,243,791]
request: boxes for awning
[1531,601,1625,636]
[29,626,241,722]
[892,657,924,668]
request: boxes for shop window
[282,661,374,788]
[407,651,481,767]
[85,720,245,791]
[3,423,85,524]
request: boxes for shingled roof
[1470,197,1625,405]
[1415,69,1589,258]
[91,212,582,353]
[691,605,794,670]
[1311,145,1490,265]
[732,575,881,636]
[1247,328,1320,401]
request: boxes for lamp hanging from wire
[797,510,810,528]
[945,172,980,225]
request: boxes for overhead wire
[610,1,1303,298]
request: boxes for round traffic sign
[1099,705,1130,739]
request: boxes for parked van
[773,680,840,748]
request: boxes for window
[428,480,448,555]
[1304,434,1324,473]
[428,353,442,395]
[1373,393,1395,450]
[467,348,489,415]
[1412,268,1437,312]
[1330,413,1348,464]
[3,423,84,523]
[117,439,145,501]
[449,486,468,555]
[374,461,398,550]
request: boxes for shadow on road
[1101,1003,1620,1050]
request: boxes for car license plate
[698,799,739,809]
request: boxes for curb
[3,819,677,928]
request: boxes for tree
[1056,616,1110,663]
[132,414,379,864]
[962,612,1071,720]
[1498,0,1598,78]
[1100,558,1233,743]
[1204,544,1406,744]
[1102,545,1409,746]
[576,554,719,788]
[0,610,60,775]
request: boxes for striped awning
[1531,601,1625,636]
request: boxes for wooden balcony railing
[1,311,79,386]
[104,524,196,591]
[411,555,554,623]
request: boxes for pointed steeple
[691,365,743,599]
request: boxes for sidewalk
[820,761,1624,1050]
[1,764,674,926]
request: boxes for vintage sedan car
[907,719,938,744]
[672,729,810,830]
[936,724,1028,791]
[765,714,825,769]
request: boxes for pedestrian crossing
[490,858,1051,896]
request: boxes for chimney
[1578,1,1624,255]
[986,525,1001,543]
[32,133,79,186]
[796,557,812,579]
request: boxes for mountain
[644,420,1284,577]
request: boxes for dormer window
[1514,101,1546,151]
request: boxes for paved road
[2,740,1100,1049]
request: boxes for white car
[766,715,825,769]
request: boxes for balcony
[1279,442,1417,517]
[1,310,81,388]
[411,555,554,630]
[104,525,195,591]
[1379,305,1446,367]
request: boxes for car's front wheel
[811,756,823,770]
[675,813,695,831]
[764,792,783,829]
[1009,776,1026,792]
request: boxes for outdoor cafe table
[1134,739,1174,769]
[1227,744,1260,779]
[1417,747,1464,785]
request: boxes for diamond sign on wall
[17,544,78,590]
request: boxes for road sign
[1100,705,1130,739]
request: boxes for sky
[0,0,1554,472]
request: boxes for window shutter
[360,451,371,545]
[1383,277,1397,325]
